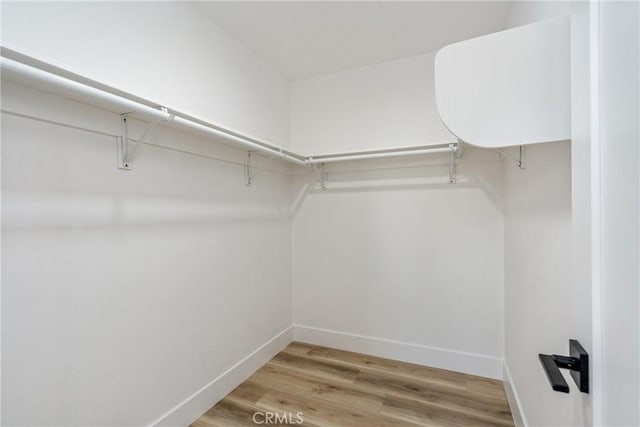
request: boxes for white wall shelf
[435,16,571,148]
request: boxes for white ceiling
[195,1,513,80]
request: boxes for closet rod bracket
[448,143,457,184]
[312,162,328,190]
[455,140,464,159]
[245,151,258,186]
[518,145,525,169]
[495,145,525,170]
[117,107,168,170]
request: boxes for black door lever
[539,339,589,393]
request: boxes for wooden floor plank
[466,376,509,399]
[256,388,418,427]
[381,394,513,427]
[200,399,267,427]
[190,418,216,427]
[192,342,514,427]
[354,369,513,425]
[251,362,385,412]
[225,379,271,405]
[282,342,330,357]
[284,342,468,392]
[269,351,360,384]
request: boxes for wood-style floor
[192,342,514,427]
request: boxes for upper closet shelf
[434,16,571,148]
[0,47,458,168]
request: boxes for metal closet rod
[306,144,454,164]
[0,47,458,165]
[0,51,307,166]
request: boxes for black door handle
[539,339,589,393]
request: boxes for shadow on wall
[2,191,290,232]
[1,112,292,232]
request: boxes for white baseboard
[503,362,527,427]
[293,325,503,380]
[151,325,294,427]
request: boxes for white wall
[599,1,639,424]
[291,148,505,378]
[506,1,571,29]
[0,1,291,148]
[502,142,585,427]
[290,52,455,155]
[1,81,292,426]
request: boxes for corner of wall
[150,326,294,427]
[293,325,504,380]
[503,362,528,427]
